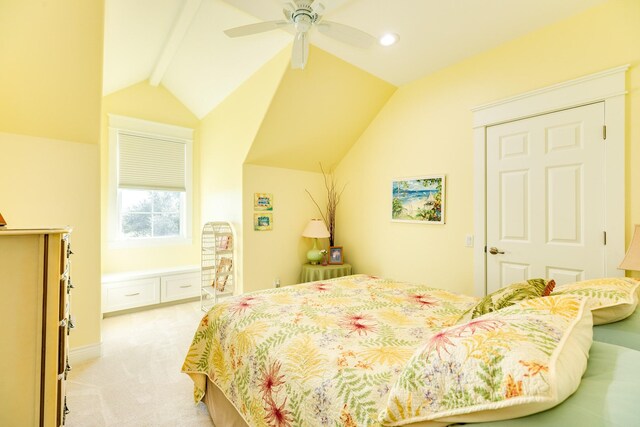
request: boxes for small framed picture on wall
[254,193,273,211]
[254,213,273,231]
[328,246,343,265]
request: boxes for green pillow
[457,278,555,323]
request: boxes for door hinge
[603,125,607,140]
[484,246,487,253]
[604,231,607,245]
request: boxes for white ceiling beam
[150,0,203,87]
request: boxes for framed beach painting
[391,175,445,224]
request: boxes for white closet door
[486,102,605,293]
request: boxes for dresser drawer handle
[179,285,192,289]
[125,292,140,297]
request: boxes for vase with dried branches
[306,164,345,247]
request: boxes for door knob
[489,247,505,255]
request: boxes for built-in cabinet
[0,227,73,427]
[101,267,200,314]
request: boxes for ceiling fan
[224,0,376,69]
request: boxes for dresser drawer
[60,235,70,274]
[59,278,67,321]
[57,377,68,427]
[161,272,200,302]
[58,318,68,379]
[102,277,160,312]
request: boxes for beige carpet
[65,301,214,427]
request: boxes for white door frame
[472,65,628,296]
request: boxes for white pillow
[553,278,640,324]
[379,295,592,426]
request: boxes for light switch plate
[465,235,474,247]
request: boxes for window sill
[108,236,193,249]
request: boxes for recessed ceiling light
[379,32,399,47]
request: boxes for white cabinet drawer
[102,277,160,313]
[161,272,200,302]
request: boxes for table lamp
[619,224,640,273]
[302,219,329,265]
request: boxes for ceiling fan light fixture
[379,32,399,47]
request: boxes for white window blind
[117,132,186,192]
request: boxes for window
[109,115,193,245]
[120,189,182,238]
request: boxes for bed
[473,307,640,426]
[182,275,640,426]
[593,305,640,351]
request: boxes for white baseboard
[69,342,103,365]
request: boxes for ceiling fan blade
[310,0,325,14]
[224,20,290,38]
[317,20,375,49]
[291,31,309,69]
[282,2,295,21]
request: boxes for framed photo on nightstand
[328,246,343,265]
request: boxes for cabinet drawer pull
[125,292,140,297]
[179,285,192,289]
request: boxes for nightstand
[300,263,352,283]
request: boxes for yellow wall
[0,1,104,350]
[200,48,290,293]
[237,47,394,292]
[245,46,396,172]
[336,0,640,294]
[0,133,102,349]
[0,1,103,145]
[101,82,201,274]
[242,165,327,292]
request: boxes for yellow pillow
[379,295,592,426]
[552,278,639,325]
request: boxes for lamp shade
[619,224,640,271]
[302,219,329,238]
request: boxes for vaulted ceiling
[103,0,607,119]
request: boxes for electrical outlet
[465,235,474,248]
[274,278,281,288]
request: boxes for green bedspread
[593,308,640,351]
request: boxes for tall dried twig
[306,163,346,246]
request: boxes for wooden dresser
[0,227,73,426]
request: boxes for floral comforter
[181,274,478,426]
